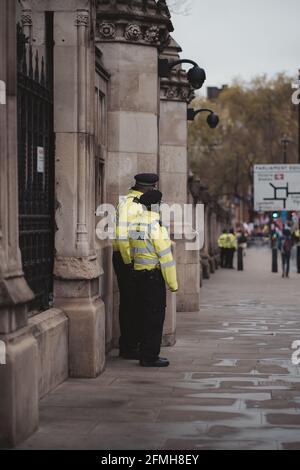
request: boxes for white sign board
[254,164,300,211]
[292,80,300,89]
[37,147,45,173]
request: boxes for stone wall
[159,38,200,313]
[0,0,208,446]
[187,174,230,283]
[0,1,38,447]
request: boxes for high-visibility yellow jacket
[128,211,178,292]
[218,233,228,248]
[294,229,300,246]
[228,233,237,249]
[113,190,143,265]
[221,233,232,249]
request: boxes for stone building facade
[0,0,227,447]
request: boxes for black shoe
[119,351,140,360]
[140,357,170,367]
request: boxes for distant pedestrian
[236,229,248,270]
[218,229,228,268]
[278,228,294,278]
[292,223,300,274]
[237,229,248,252]
[227,228,237,269]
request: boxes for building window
[95,86,107,208]
[95,157,105,209]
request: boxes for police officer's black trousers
[220,248,226,268]
[281,252,291,276]
[112,252,140,354]
[227,248,235,268]
[135,269,166,362]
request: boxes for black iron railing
[17,16,55,314]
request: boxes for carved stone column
[208,207,216,273]
[96,0,172,202]
[52,4,106,378]
[0,0,38,447]
[159,37,200,313]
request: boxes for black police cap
[134,173,159,186]
[139,190,162,207]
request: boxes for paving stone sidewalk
[19,246,300,450]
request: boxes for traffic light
[272,212,279,219]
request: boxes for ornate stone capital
[75,10,89,28]
[21,11,32,28]
[96,0,173,49]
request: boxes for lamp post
[298,69,300,164]
[292,70,300,163]
[270,224,279,273]
[158,58,206,90]
[281,135,292,164]
[187,108,219,128]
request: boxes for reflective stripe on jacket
[128,211,178,291]
[294,229,300,246]
[113,190,143,264]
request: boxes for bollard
[297,246,300,274]
[237,247,243,271]
[272,248,278,273]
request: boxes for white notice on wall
[37,147,45,173]
[0,80,6,104]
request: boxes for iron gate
[17,15,55,314]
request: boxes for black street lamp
[280,135,292,164]
[292,69,300,164]
[298,69,300,164]
[158,59,206,90]
[187,108,219,128]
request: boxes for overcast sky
[170,0,300,95]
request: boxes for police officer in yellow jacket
[113,174,159,359]
[227,228,237,269]
[218,229,228,268]
[128,190,178,368]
